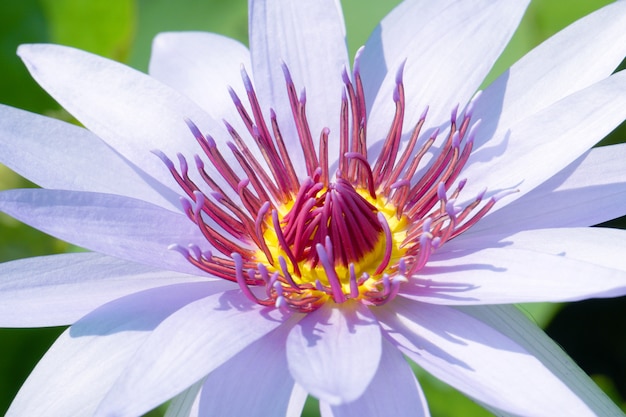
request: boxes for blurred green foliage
[0,1,624,416]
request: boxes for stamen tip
[275,296,287,309]
[342,66,350,84]
[185,118,203,140]
[395,59,407,84]
[222,119,235,132]
[237,178,250,192]
[193,154,205,168]
[210,191,224,202]
[239,65,254,92]
[467,119,482,143]
[437,182,447,201]
[396,275,409,284]
[451,104,459,124]
[168,243,188,257]
[152,149,174,168]
[353,45,365,74]
[281,62,293,84]
[452,131,461,148]
[227,86,241,104]
[176,153,189,172]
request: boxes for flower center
[159,50,499,312]
[273,177,383,269]
[259,174,409,306]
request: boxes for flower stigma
[159,50,499,313]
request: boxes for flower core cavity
[160,53,496,312]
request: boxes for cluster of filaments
[159,51,497,312]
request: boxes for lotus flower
[1,0,626,416]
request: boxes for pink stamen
[315,242,346,303]
[374,212,393,275]
[159,57,501,312]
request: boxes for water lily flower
[2,0,626,416]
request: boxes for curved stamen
[375,212,393,275]
[316,241,346,303]
[344,152,376,199]
[271,209,301,276]
[160,58,502,313]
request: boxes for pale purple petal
[148,32,272,177]
[324,338,430,417]
[0,104,177,209]
[249,0,349,170]
[475,1,626,142]
[361,0,528,144]
[375,299,596,416]
[400,228,626,305]
[165,380,203,417]
[286,384,309,417]
[461,304,626,417]
[17,44,239,196]
[0,189,214,275]
[149,32,251,128]
[95,290,293,417]
[461,71,626,208]
[0,252,209,327]
[286,301,381,405]
[472,143,626,234]
[6,283,216,417]
[198,323,295,417]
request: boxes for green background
[0,1,625,416]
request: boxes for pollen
[159,48,499,312]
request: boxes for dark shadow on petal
[422,262,507,274]
[375,305,471,369]
[214,289,294,324]
[471,69,508,152]
[69,281,222,337]
[294,302,377,347]
[399,278,480,303]
[431,237,513,260]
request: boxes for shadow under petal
[70,281,228,337]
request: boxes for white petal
[249,0,349,171]
[461,70,626,208]
[0,252,209,327]
[460,304,626,417]
[0,104,176,209]
[475,0,626,142]
[362,0,528,143]
[6,283,216,417]
[472,143,626,235]
[376,299,596,416]
[149,31,250,128]
[326,337,430,417]
[18,44,237,196]
[401,227,626,305]
[95,290,292,417]
[286,301,382,405]
[198,324,295,417]
[0,189,213,275]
